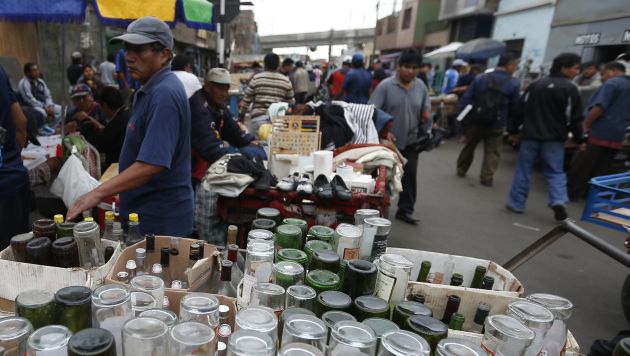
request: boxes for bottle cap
[116,271,129,282]
[126,260,137,270]
[218,324,231,338]
[54,214,64,224]
[228,225,237,233]
[151,263,163,274]
[129,213,139,222]
[219,305,230,317]
[171,280,183,289]
[105,211,115,221]
[135,248,146,259]
[83,217,94,222]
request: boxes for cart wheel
[622,274,630,322]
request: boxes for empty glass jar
[138,308,178,329]
[242,241,275,305]
[235,306,278,344]
[481,315,535,356]
[436,338,486,356]
[329,320,377,356]
[506,300,555,356]
[168,321,215,355]
[122,317,168,355]
[379,330,430,356]
[281,314,327,352]
[374,254,413,306]
[73,221,105,269]
[250,283,285,316]
[91,284,132,356]
[26,324,72,356]
[0,316,33,356]
[180,293,220,329]
[279,342,324,356]
[285,285,317,310]
[321,311,356,344]
[227,329,275,356]
[130,275,164,310]
[130,291,157,317]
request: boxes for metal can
[332,224,362,261]
[354,209,380,226]
[361,217,392,261]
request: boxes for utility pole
[218,0,226,66]
[371,0,379,63]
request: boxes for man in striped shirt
[239,53,295,120]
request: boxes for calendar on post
[269,116,321,155]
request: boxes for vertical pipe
[219,0,226,65]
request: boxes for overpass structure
[259,28,375,51]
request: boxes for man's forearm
[92,161,164,199]
[584,106,604,129]
[10,102,28,148]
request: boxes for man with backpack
[456,53,521,186]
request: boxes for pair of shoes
[505,204,524,214]
[480,178,493,187]
[277,172,300,192]
[395,211,420,225]
[551,205,568,221]
[296,174,313,195]
[314,175,352,200]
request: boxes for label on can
[343,247,359,260]
[371,234,388,260]
[375,271,396,302]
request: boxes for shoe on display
[330,175,352,201]
[296,174,313,195]
[314,174,333,199]
[395,211,420,225]
[551,204,568,221]
[277,172,299,192]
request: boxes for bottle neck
[220,265,232,282]
[160,251,170,267]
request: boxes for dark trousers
[295,92,307,104]
[398,145,419,215]
[568,143,618,200]
[457,125,504,180]
[0,184,30,251]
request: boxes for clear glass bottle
[91,284,132,355]
[379,329,430,356]
[281,314,327,352]
[122,317,168,355]
[481,315,535,356]
[138,308,178,330]
[279,342,324,356]
[130,291,157,317]
[242,241,274,304]
[125,260,137,280]
[329,320,377,356]
[227,244,243,290]
[67,328,116,356]
[235,306,278,344]
[101,211,116,242]
[125,213,142,247]
[15,290,55,330]
[362,318,399,353]
[321,311,356,344]
[278,308,315,345]
[285,285,317,310]
[0,316,33,356]
[130,274,164,309]
[73,221,105,269]
[151,263,164,283]
[111,222,124,243]
[250,283,285,317]
[135,248,148,276]
[506,300,555,356]
[168,321,215,355]
[54,286,92,333]
[227,329,275,356]
[469,302,491,333]
[179,293,220,329]
[374,254,413,307]
[526,293,573,356]
[248,229,275,245]
[436,337,486,356]
[26,324,72,356]
[272,261,304,289]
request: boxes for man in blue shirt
[67,17,194,237]
[442,59,467,94]
[339,53,372,104]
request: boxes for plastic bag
[51,145,100,207]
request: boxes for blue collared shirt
[342,68,372,104]
[119,66,193,236]
[587,75,630,144]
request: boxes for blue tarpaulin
[0,0,87,22]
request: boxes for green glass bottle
[441,295,461,324]
[306,269,340,294]
[470,265,487,289]
[56,222,76,239]
[470,302,491,333]
[613,338,630,356]
[405,315,448,354]
[307,225,335,244]
[316,291,352,317]
[340,259,378,299]
[54,286,92,333]
[449,273,463,286]
[275,224,303,251]
[481,276,495,290]
[310,250,340,273]
[417,260,432,282]
[448,313,465,330]
[354,296,390,321]
[251,218,276,234]
[68,328,116,356]
[282,218,308,247]
[304,240,333,267]
[276,248,308,266]
[15,290,55,330]
[392,301,433,328]
[272,261,304,289]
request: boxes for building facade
[439,0,499,42]
[375,0,442,53]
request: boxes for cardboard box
[447,329,581,354]
[387,247,523,296]
[0,238,122,314]
[105,236,220,293]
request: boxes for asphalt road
[385,139,628,351]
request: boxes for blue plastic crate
[581,172,630,232]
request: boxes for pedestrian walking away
[506,53,584,221]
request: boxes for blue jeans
[507,140,568,211]
[226,144,267,161]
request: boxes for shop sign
[575,33,601,45]
[623,30,630,43]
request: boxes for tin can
[362,217,392,261]
[332,224,362,261]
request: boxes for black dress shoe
[395,211,420,225]
[314,174,333,199]
[331,175,352,201]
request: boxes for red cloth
[330,70,346,97]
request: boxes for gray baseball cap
[110,16,174,49]
[206,68,231,85]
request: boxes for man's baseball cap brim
[111,33,157,46]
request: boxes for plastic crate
[581,172,630,232]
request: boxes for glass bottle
[135,248,148,276]
[404,315,448,353]
[227,225,238,245]
[10,232,34,263]
[273,261,304,289]
[125,260,137,280]
[32,219,56,241]
[332,223,362,261]
[159,247,172,287]
[304,240,333,268]
[15,290,55,330]
[73,221,105,269]
[374,254,413,307]
[110,222,123,243]
[180,243,200,289]
[212,260,238,298]
[321,311,356,344]
[130,291,157,316]
[151,263,164,282]
[235,306,278,344]
[279,342,324,356]
[91,284,132,355]
[448,313,465,330]
[282,218,308,247]
[168,321,214,355]
[470,265,487,289]
[56,222,76,239]
[248,229,275,245]
[614,338,630,356]
[449,273,463,286]
[138,308,178,329]
[353,296,390,321]
[125,213,142,247]
[252,218,277,234]
[341,259,378,299]
[309,249,340,273]
[219,306,231,329]
[122,317,168,355]
[379,329,430,356]
[391,301,433,328]
[526,293,573,356]
[362,317,399,352]
[417,260,432,283]
[67,328,116,356]
[362,217,391,261]
[470,302,491,333]
[281,314,327,352]
[54,286,92,333]
[285,285,317,310]
[25,237,53,266]
[436,338,486,356]
[145,234,156,258]
[276,248,308,267]
[0,316,33,356]
[256,207,282,224]
[227,329,275,356]
[117,271,130,284]
[315,291,352,317]
[242,241,274,304]
[481,276,495,290]
[250,283,286,317]
[329,320,377,356]
[481,315,535,356]
[101,211,116,242]
[130,275,165,311]
[275,224,303,251]
[441,295,461,324]
[179,293,220,329]
[26,324,71,356]
[506,300,554,356]
[278,307,315,345]
[306,269,340,294]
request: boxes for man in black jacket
[506,53,584,221]
[190,68,265,186]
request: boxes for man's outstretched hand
[66,190,104,221]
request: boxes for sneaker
[296,174,313,195]
[552,205,568,221]
[276,172,299,192]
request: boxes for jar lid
[27,325,71,350]
[335,223,362,239]
[0,317,32,341]
[354,296,389,313]
[305,240,332,252]
[53,214,64,224]
[380,254,413,269]
[526,293,573,320]
[406,315,448,336]
[436,337,486,356]
[228,329,274,355]
[395,301,433,318]
[286,285,317,300]
[284,314,327,339]
[380,330,430,356]
[277,249,307,262]
[276,224,302,237]
[92,284,130,307]
[181,293,220,314]
[274,261,304,276]
[485,315,535,344]
[330,320,376,347]
[68,328,115,353]
[123,317,168,339]
[308,225,335,239]
[506,300,554,329]
[129,213,139,222]
[248,229,274,241]
[306,270,340,287]
[317,291,352,308]
[362,317,399,337]
[236,306,277,332]
[105,211,115,221]
[170,321,215,345]
[321,310,356,328]
[280,342,324,356]
[139,308,178,327]
[16,289,54,308]
[55,286,92,306]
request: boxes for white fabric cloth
[201,154,254,197]
[331,101,379,145]
[173,71,203,99]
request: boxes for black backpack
[472,74,511,125]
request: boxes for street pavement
[386,138,628,351]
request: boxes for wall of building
[413,0,442,47]
[0,22,40,85]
